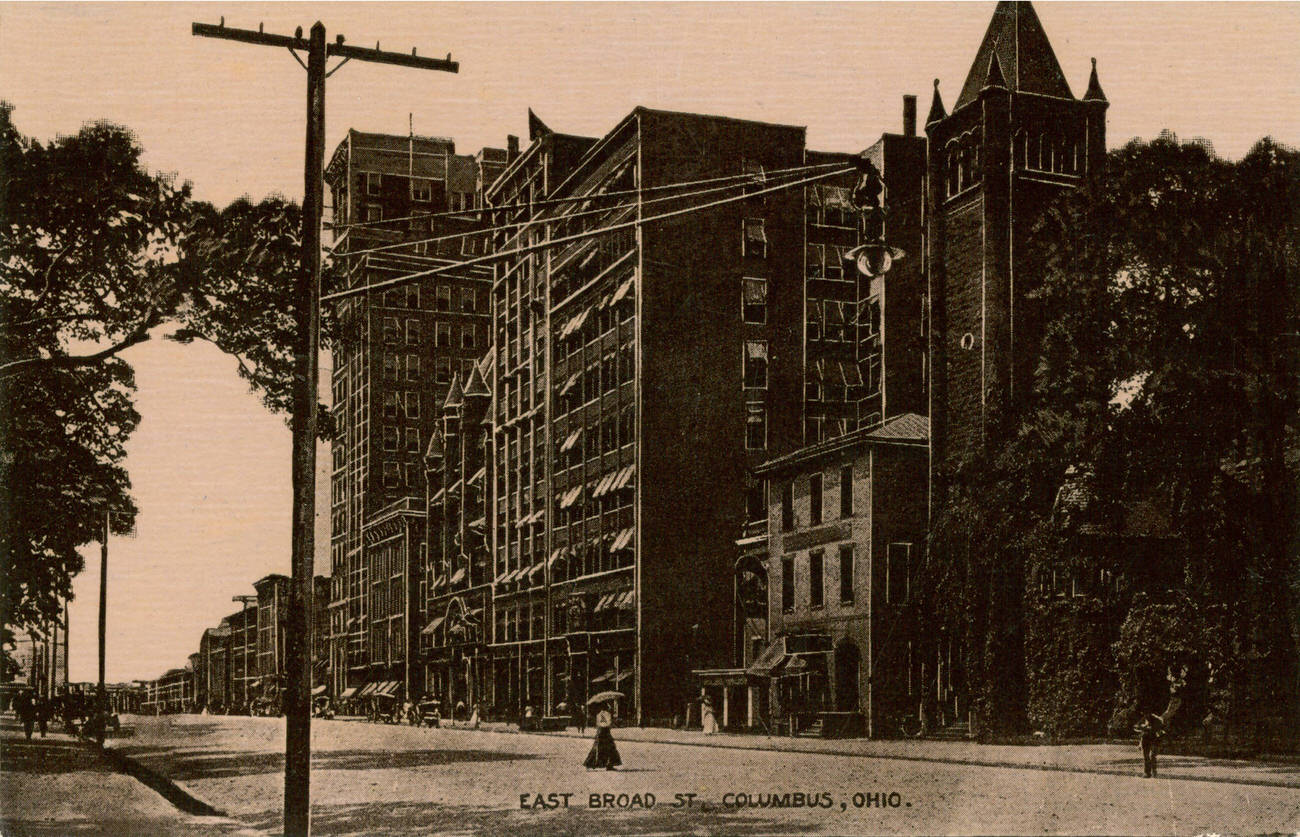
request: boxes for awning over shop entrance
[338,686,358,700]
[373,681,400,698]
[746,636,788,677]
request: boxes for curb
[97,741,226,818]
[400,720,1300,791]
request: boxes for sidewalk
[446,718,1300,789]
[0,722,252,836]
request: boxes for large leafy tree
[1,105,330,658]
[925,134,1299,739]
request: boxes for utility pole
[192,19,458,836]
[97,507,109,743]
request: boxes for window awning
[558,372,581,399]
[494,570,511,585]
[338,686,358,700]
[614,464,636,491]
[616,590,636,611]
[468,516,486,530]
[560,426,583,453]
[429,487,446,505]
[467,467,485,486]
[249,679,262,688]
[528,562,546,582]
[615,668,635,684]
[746,636,788,677]
[549,547,568,568]
[745,340,768,360]
[449,568,466,586]
[611,527,634,552]
[311,685,327,696]
[591,669,615,684]
[592,470,616,499]
[559,484,583,509]
[610,275,635,307]
[560,307,592,340]
[593,592,614,613]
[422,616,446,636]
[432,575,447,591]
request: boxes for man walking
[1135,713,1165,778]
[14,689,36,740]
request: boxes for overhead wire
[323,160,847,233]
[321,165,855,304]
[329,162,847,260]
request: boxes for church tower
[926,1,1108,470]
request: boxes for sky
[3,1,1298,683]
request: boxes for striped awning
[610,275,635,306]
[560,427,583,453]
[559,484,583,509]
[611,527,634,552]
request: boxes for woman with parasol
[583,691,623,770]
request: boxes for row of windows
[780,465,855,530]
[381,425,422,454]
[363,171,471,208]
[781,544,856,611]
[778,542,912,612]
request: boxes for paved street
[99,714,1300,836]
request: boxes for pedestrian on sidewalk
[1134,713,1165,778]
[583,701,621,771]
[14,689,36,740]
[701,692,719,734]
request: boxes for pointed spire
[926,79,947,126]
[984,51,1007,90]
[443,373,464,411]
[463,361,491,400]
[1083,57,1107,103]
[955,1,1074,110]
[424,425,444,460]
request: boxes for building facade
[325,129,506,701]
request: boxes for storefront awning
[373,681,400,697]
[338,686,358,700]
[357,682,377,697]
[746,636,788,677]
[422,616,446,636]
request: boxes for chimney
[902,95,917,138]
[507,134,520,162]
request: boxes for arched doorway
[835,639,861,713]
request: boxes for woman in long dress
[583,703,622,770]
[701,694,719,734]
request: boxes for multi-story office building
[252,574,289,704]
[481,108,861,724]
[325,130,507,701]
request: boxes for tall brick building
[324,130,507,700]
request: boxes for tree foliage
[925,134,1300,739]
[1,105,331,648]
